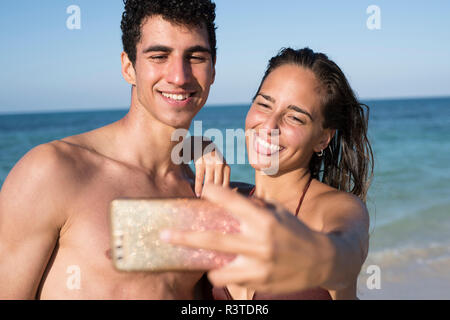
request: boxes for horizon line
[1,94,449,116]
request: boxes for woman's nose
[260,113,280,135]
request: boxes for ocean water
[1,97,450,297]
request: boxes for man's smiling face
[124,15,216,129]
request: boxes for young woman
[162,47,374,300]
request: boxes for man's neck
[101,103,189,178]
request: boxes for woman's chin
[248,154,283,175]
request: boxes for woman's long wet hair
[255,47,374,202]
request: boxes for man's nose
[166,57,192,86]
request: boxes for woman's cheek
[284,127,307,150]
[245,107,259,130]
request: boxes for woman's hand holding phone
[159,184,333,294]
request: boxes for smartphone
[109,198,239,272]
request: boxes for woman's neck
[254,167,311,203]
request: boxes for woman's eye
[289,116,305,124]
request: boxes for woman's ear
[121,52,137,85]
[315,129,336,153]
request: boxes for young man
[0,0,221,299]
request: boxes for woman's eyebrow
[287,105,313,121]
[257,93,276,103]
[258,93,313,120]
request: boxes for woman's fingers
[214,164,223,185]
[193,146,230,197]
[208,257,297,293]
[223,165,230,188]
[202,184,270,224]
[161,230,269,258]
[204,164,214,185]
[195,158,229,197]
[207,256,269,287]
[194,162,205,197]
[208,262,306,294]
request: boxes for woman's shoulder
[311,179,364,206]
[309,180,368,227]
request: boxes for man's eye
[150,55,167,61]
[189,55,206,62]
[258,103,270,109]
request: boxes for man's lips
[160,91,195,100]
[158,90,196,106]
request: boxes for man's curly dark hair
[121,0,217,66]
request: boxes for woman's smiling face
[245,64,333,174]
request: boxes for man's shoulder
[2,141,86,196]
[0,142,82,227]
[20,141,80,174]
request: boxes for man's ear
[315,129,336,153]
[211,57,216,85]
[121,51,136,85]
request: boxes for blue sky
[0,0,449,113]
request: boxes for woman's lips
[252,132,284,156]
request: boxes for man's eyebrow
[142,45,172,54]
[287,105,313,121]
[142,45,211,55]
[185,45,211,54]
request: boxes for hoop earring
[317,149,324,157]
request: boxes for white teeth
[255,135,281,152]
[161,92,190,101]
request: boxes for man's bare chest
[42,172,202,299]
